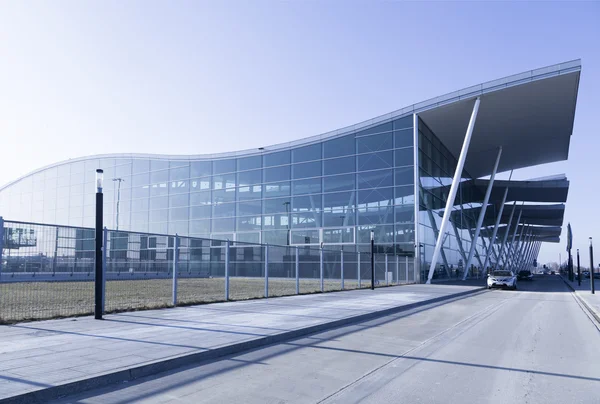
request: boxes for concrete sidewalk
[0,283,483,403]
[560,275,600,323]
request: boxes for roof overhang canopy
[452,203,566,229]
[418,66,580,178]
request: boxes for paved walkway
[0,283,482,403]
[561,275,600,322]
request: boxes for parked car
[487,270,517,290]
[583,271,590,278]
[517,270,533,281]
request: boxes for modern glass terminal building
[0,60,581,282]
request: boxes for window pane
[358,151,393,171]
[212,188,236,203]
[292,178,321,195]
[191,161,211,178]
[323,134,355,158]
[237,156,262,171]
[291,229,319,244]
[213,202,236,217]
[131,197,149,212]
[237,200,262,216]
[212,217,234,232]
[358,187,393,205]
[394,116,413,130]
[170,180,189,194]
[170,165,190,181]
[132,159,150,174]
[263,182,290,197]
[395,129,413,148]
[291,213,321,228]
[323,174,354,193]
[263,150,290,167]
[169,221,189,236]
[191,178,211,191]
[262,230,288,245]
[395,166,414,186]
[324,156,354,175]
[395,186,415,205]
[190,219,211,234]
[213,159,236,174]
[132,186,149,199]
[237,169,262,186]
[323,209,355,227]
[190,205,212,220]
[238,184,262,200]
[292,195,322,211]
[324,191,355,210]
[212,173,236,189]
[150,209,169,222]
[395,148,414,167]
[149,196,169,210]
[323,228,354,243]
[357,132,393,153]
[264,165,290,183]
[292,161,321,179]
[169,193,189,208]
[263,197,291,214]
[357,169,393,189]
[169,207,189,221]
[190,191,211,206]
[292,143,321,163]
[150,182,169,196]
[150,170,169,184]
[151,160,169,171]
[237,216,262,231]
[356,122,393,138]
[131,173,149,187]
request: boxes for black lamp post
[95,169,104,320]
[371,229,375,290]
[577,248,581,286]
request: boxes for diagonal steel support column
[451,221,469,278]
[512,223,529,270]
[515,226,531,271]
[426,97,480,284]
[503,206,523,270]
[482,187,509,271]
[496,202,517,269]
[467,221,484,270]
[463,147,502,280]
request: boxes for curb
[559,276,600,325]
[1,286,485,404]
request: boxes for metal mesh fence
[0,218,416,323]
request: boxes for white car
[487,270,517,290]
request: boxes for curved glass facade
[0,115,416,254]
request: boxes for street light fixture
[94,169,104,320]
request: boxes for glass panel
[212,188,236,203]
[190,219,211,234]
[395,205,414,224]
[323,228,354,243]
[132,159,150,173]
[357,169,393,189]
[264,165,290,183]
[237,169,262,186]
[358,225,394,243]
[358,204,394,225]
[263,150,291,167]
[324,191,355,210]
[394,116,413,130]
[237,216,262,231]
[357,132,393,153]
[238,184,262,200]
[323,174,354,193]
[292,161,321,179]
[212,217,234,232]
[170,165,190,181]
[237,200,262,216]
[323,208,355,227]
[262,230,288,245]
[131,172,149,187]
[191,161,212,178]
[169,193,189,207]
[291,229,319,244]
[395,148,414,167]
[237,155,262,171]
[358,187,394,205]
[170,179,189,194]
[356,122,393,138]
[236,232,260,243]
[291,212,321,228]
[212,173,236,189]
[169,207,189,221]
[149,222,168,234]
[324,156,355,175]
[213,159,236,174]
[150,209,169,222]
[395,129,413,148]
[191,178,211,191]
[323,134,355,158]
[263,197,291,214]
[131,198,149,211]
[169,221,189,236]
[149,196,169,210]
[263,182,291,197]
[395,186,415,205]
[292,178,321,195]
[190,191,211,206]
[395,166,414,186]
[213,202,236,217]
[150,182,169,196]
[190,205,212,220]
[150,170,169,184]
[132,186,150,199]
[292,143,321,163]
[292,195,322,211]
[358,151,393,171]
[151,160,169,171]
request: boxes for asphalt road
[54,275,600,404]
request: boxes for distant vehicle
[517,270,533,281]
[551,271,556,275]
[583,271,590,278]
[487,270,517,290]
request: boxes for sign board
[5,228,37,249]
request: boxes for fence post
[385,254,389,285]
[52,226,59,275]
[405,256,409,283]
[396,254,399,285]
[341,250,345,290]
[357,251,361,288]
[320,247,324,292]
[102,227,107,313]
[264,245,269,298]
[295,246,300,295]
[172,234,179,306]
[225,239,230,301]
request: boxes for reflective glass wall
[0,115,416,254]
[417,117,490,277]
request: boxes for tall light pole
[112,178,125,231]
[95,169,104,320]
[590,237,595,294]
[371,229,375,290]
[339,215,345,251]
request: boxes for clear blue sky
[0,1,598,265]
